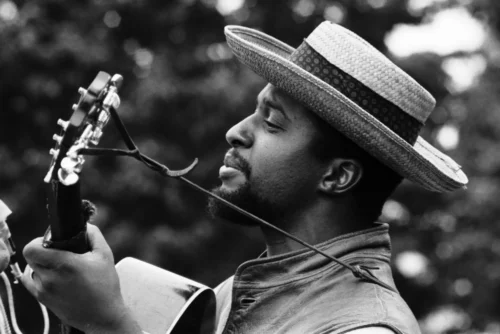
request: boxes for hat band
[289,42,423,144]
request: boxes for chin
[207,183,263,227]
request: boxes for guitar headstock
[44,72,123,185]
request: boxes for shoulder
[344,326,397,334]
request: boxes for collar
[233,223,392,288]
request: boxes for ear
[318,159,363,195]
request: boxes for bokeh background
[0,0,499,333]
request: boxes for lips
[219,151,247,181]
[224,154,243,172]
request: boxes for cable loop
[352,265,364,279]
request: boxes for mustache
[224,149,251,177]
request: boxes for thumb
[19,265,40,298]
[86,224,112,256]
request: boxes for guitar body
[116,257,215,334]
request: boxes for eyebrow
[257,95,291,122]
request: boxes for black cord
[80,146,396,293]
[79,103,397,293]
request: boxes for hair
[310,114,404,223]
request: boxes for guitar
[44,72,214,334]
[44,71,119,254]
[116,257,215,334]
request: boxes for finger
[23,237,47,266]
[19,265,42,298]
[23,237,76,269]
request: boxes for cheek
[249,141,320,197]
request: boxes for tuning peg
[111,74,124,89]
[91,128,103,145]
[49,148,59,158]
[52,134,62,144]
[78,87,87,95]
[57,119,69,131]
[58,157,82,185]
[72,104,78,111]
[43,165,54,183]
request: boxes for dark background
[1,0,499,333]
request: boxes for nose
[225,115,253,149]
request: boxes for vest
[213,224,421,334]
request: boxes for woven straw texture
[307,22,435,123]
[224,25,468,192]
[289,42,423,144]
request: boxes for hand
[21,224,141,333]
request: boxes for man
[21,22,467,333]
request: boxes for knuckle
[22,238,43,259]
[22,244,33,259]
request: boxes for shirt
[214,224,421,334]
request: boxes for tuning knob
[111,74,124,89]
[49,148,59,158]
[72,104,78,111]
[58,157,82,185]
[78,87,87,95]
[57,119,69,131]
[52,134,62,145]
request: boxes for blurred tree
[1,0,499,333]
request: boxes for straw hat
[224,21,468,192]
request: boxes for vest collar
[233,223,392,288]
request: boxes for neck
[262,197,372,257]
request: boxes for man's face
[208,84,328,226]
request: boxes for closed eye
[264,120,283,133]
[264,120,280,128]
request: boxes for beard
[208,149,284,226]
[207,179,283,227]
[208,182,261,226]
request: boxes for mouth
[219,165,243,180]
[219,152,246,182]
[223,152,243,171]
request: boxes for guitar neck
[46,180,88,254]
[41,71,119,334]
[46,181,88,334]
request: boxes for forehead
[257,84,296,108]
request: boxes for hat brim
[224,25,468,192]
